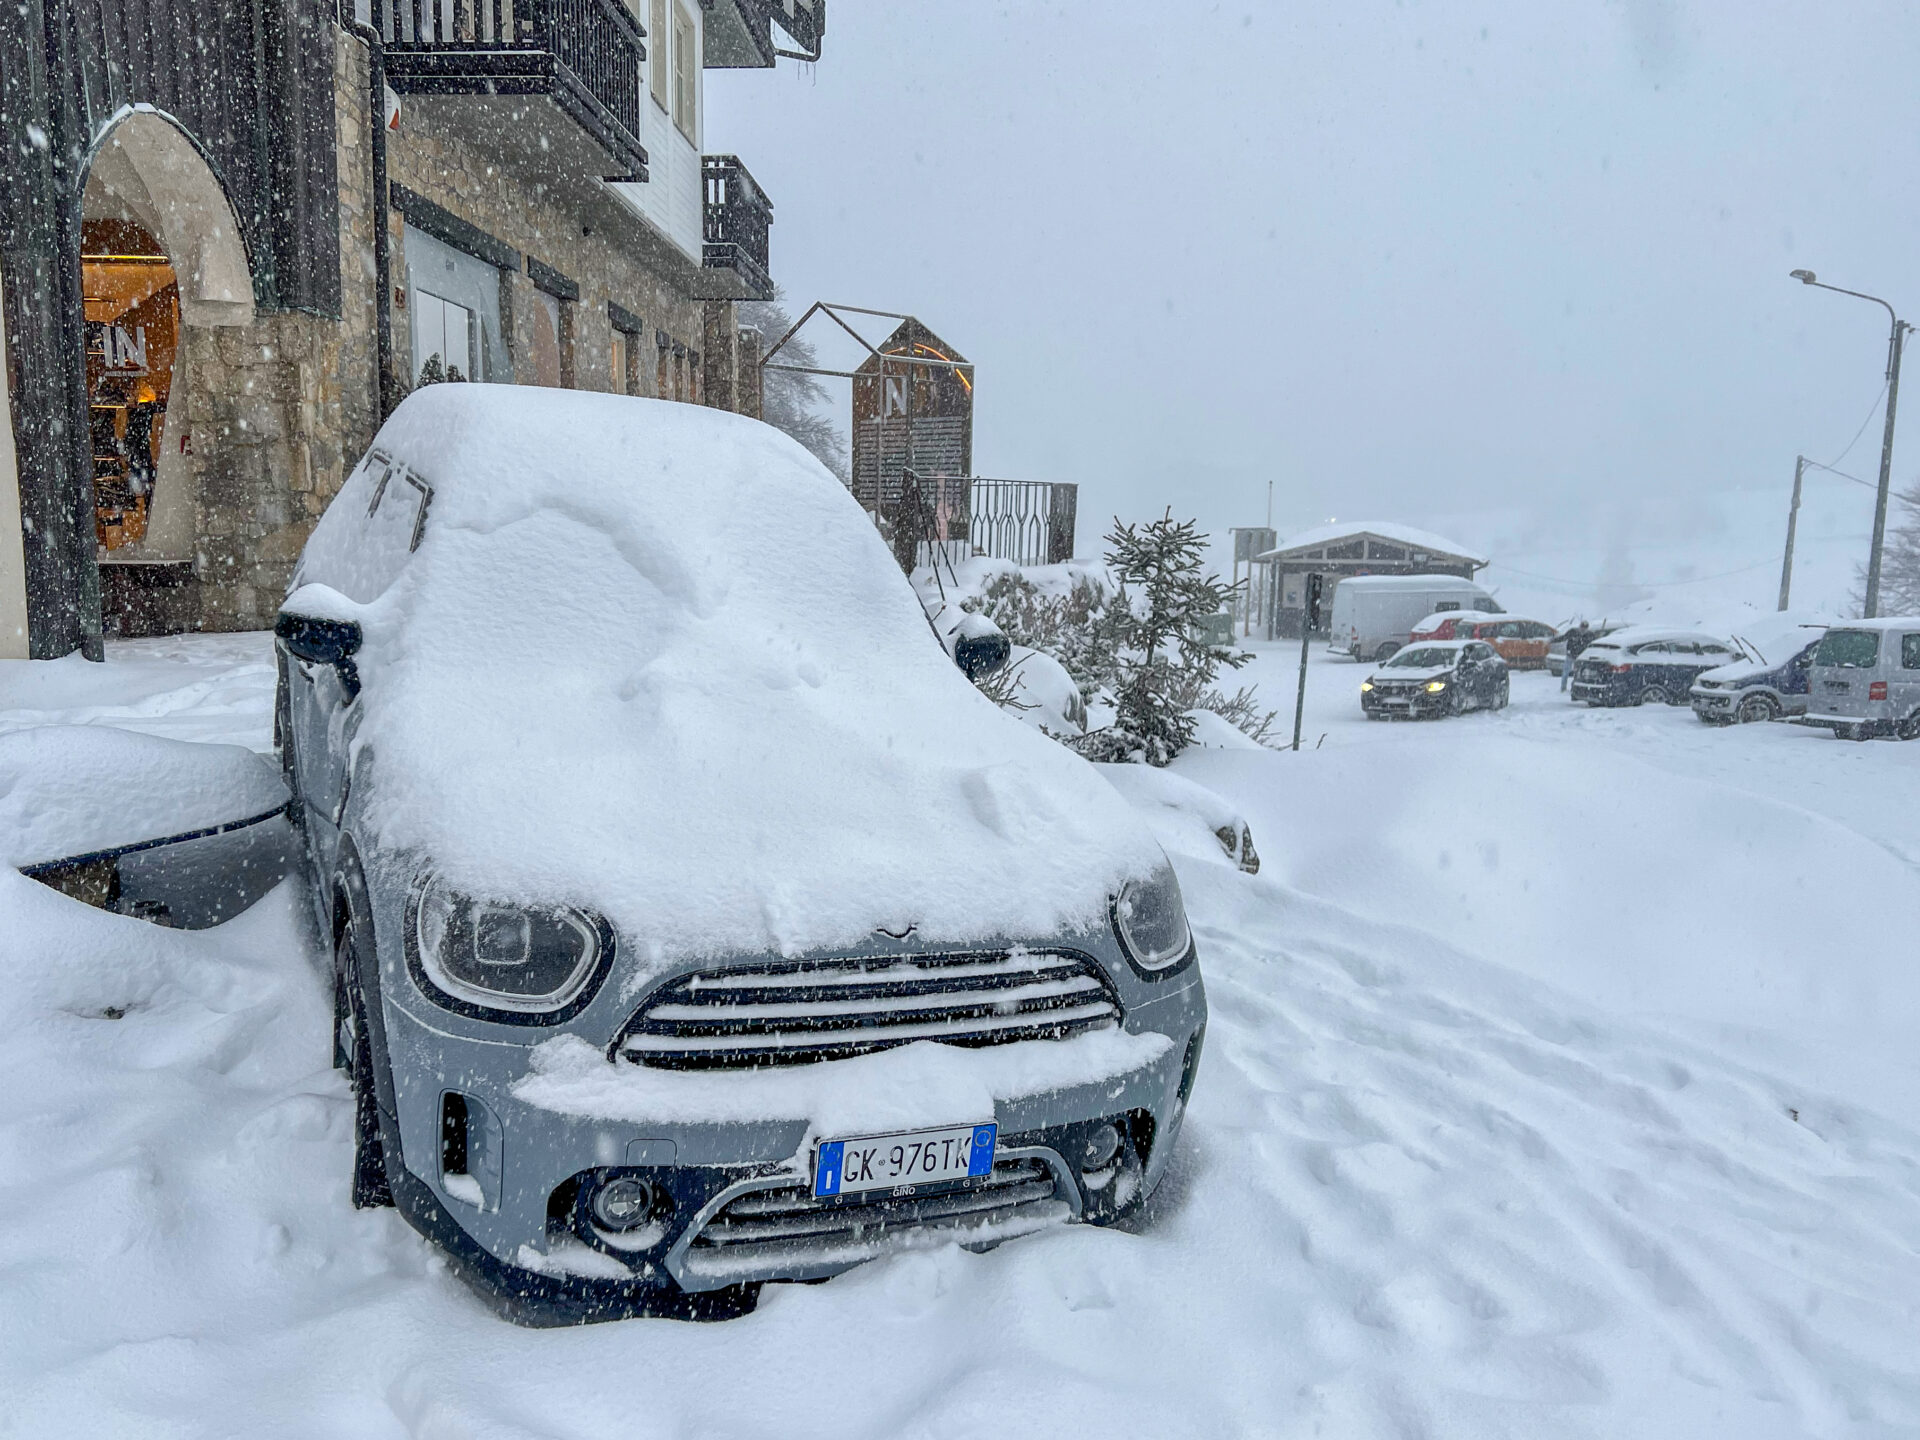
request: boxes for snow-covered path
[2,637,1918,1438]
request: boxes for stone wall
[383,98,728,402]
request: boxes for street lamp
[1790,269,1910,618]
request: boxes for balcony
[700,154,774,300]
[375,0,649,182]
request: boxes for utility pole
[1866,320,1908,618]
[1291,573,1322,752]
[1789,270,1909,617]
[1779,454,1807,611]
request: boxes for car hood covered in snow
[291,386,1162,963]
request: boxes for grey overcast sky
[708,1,1920,548]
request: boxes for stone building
[0,0,821,658]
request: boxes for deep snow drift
[2,638,1918,1438]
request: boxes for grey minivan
[1802,620,1920,740]
[273,386,1207,1325]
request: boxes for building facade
[0,0,820,658]
[1256,522,1486,639]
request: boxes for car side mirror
[276,611,362,665]
[954,630,1011,680]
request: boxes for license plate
[813,1122,997,1198]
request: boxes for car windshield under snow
[1387,647,1457,669]
[1815,630,1881,668]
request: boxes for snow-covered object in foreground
[1001,645,1087,735]
[1096,762,1259,873]
[1,726,294,928]
[276,385,1205,1323]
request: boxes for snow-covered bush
[1070,512,1249,767]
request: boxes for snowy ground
[3,635,1919,1438]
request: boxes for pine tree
[1072,511,1247,766]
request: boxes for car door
[1464,643,1497,706]
[280,453,433,875]
[1898,633,1920,726]
[1782,642,1816,699]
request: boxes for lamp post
[1790,269,1910,618]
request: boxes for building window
[672,3,697,142]
[610,329,628,394]
[649,0,667,109]
[530,290,565,387]
[404,225,505,385]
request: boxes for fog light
[1081,1124,1121,1173]
[589,1175,659,1232]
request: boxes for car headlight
[408,874,612,1022]
[1113,864,1194,975]
[1359,680,1374,692]
[1425,680,1447,692]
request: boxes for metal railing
[374,0,645,169]
[702,155,774,298]
[885,474,1079,571]
[970,479,1078,567]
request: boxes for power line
[1488,556,1782,589]
[1823,376,1889,471]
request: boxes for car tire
[339,928,395,1210]
[1898,710,1920,741]
[1637,684,1670,706]
[1738,695,1777,725]
[1495,679,1510,710]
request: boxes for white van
[1802,619,1920,740]
[1328,574,1501,662]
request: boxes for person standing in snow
[1561,621,1595,692]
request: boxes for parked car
[1413,614,1555,669]
[1569,628,1740,706]
[1408,609,1501,641]
[1802,619,1920,740]
[1689,631,1824,724]
[1360,639,1510,718]
[1328,574,1502,663]
[274,386,1208,1324]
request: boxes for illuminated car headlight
[1360,681,1374,692]
[1425,680,1448,692]
[1113,864,1194,974]
[408,874,612,1022]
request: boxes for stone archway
[80,110,255,634]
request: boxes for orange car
[1410,613,1556,668]
[1468,618,1555,668]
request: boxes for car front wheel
[1738,694,1777,724]
[338,928,395,1210]
[1898,710,1920,741]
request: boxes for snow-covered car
[1803,619,1920,740]
[273,387,1207,1324]
[1568,629,1738,707]
[1359,639,1510,719]
[1689,631,1822,725]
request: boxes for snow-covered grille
[616,949,1121,1069]
[680,1156,1067,1283]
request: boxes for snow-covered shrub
[1069,512,1249,767]
[960,568,1123,707]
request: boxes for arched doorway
[79,111,254,635]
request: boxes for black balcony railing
[883,473,1079,572]
[702,154,774,299]
[375,0,648,181]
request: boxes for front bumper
[1362,687,1449,717]
[377,972,1207,1310]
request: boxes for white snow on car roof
[1591,626,1729,648]
[293,385,1162,962]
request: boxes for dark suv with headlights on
[1361,639,1510,719]
[274,387,1207,1326]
